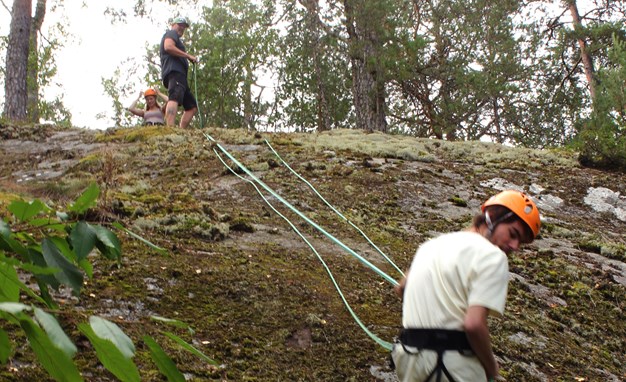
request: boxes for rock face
[0,125,624,381]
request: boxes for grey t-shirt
[160,29,189,81]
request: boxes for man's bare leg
[180,107,198,129]
[165,100,179,126]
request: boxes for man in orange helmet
[160,16,198,128]
[393,190,541,382]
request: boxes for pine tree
[3,0,32,122]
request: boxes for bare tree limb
[0,0,11,14]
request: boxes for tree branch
[0,0,11,15]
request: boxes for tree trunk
[343,0,387,133]
[493,97,503,144]
[27,0,47,123]
[243,62,253,130]
[301,0,331,132]
[4,0,33,122]
[568,0,596,100]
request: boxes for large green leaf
[14,231,39,246]
[21,317,83,382]
[42,238,84,295]
[29,218,64,231]
[8,199,47,222]
[68,183,100,214]
[0,257,47,305]
[89,316,135,359]
[2,252,57,274]
[49,236,76,262]
[0,302,30,315]
[0,328,10,365]
[34,308,78,358]
[0,220,10,238]
[0,261,20,302]
[142,336,185,382]
[70,222,96,261]
[79,258,94,279]
[150,316,192,331]
[112,222,167,255]
[163,332,219,365]
[29,248,61,291]
[56,211,69,221]
[92,225,122,262]
[36,279,58,310]
[79,323,140,382]
[0,234,28,258]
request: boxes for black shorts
[163,71,197,111]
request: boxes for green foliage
[79,322,140,382]
[0,183,216,381]
[143,336,186,382]
[190,0,280,129]
[163,331,219,366]
[34,22,73,126]
[102,68,139,127]
[99,0,621,148]
[576,33,626,171]
[274,0,353,131]
[19,313,84,382]
[0,328,10,364]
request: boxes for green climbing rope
[264,139,404,278]
[212,148,394,351]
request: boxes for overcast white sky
[1,1,596,130]
[0,1,186,129]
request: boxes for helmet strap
[485,211,494,239]
[484,211,514,239]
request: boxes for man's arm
[464,305,499,380]
[394,276,407,298]
[163,38,197,63]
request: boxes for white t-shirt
[402,231,509,330]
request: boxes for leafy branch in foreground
[0,183,217,381]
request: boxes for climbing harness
[205,132,402,350]
[397,329,473,382]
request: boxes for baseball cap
[172,17,190,27]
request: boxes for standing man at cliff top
[160,16,198,128]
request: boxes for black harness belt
[399,328,474,382]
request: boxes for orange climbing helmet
[482,190,541,240]
[144,89,157,98]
